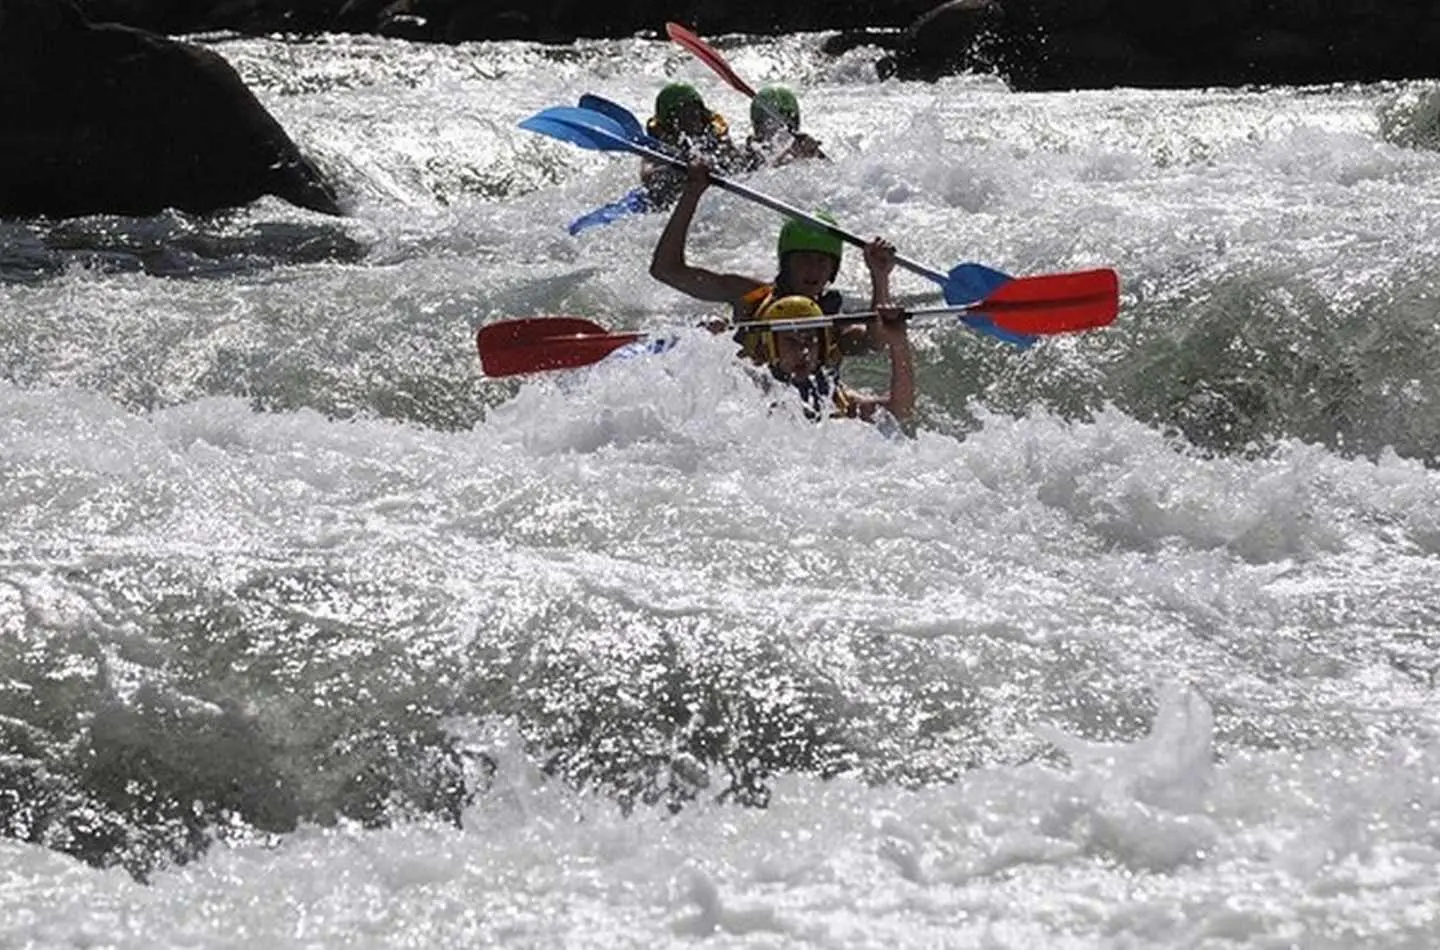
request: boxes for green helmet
[777,212,843,263]
[654,82,704,124]
[752,85,800,130]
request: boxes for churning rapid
[3,30,1440,948]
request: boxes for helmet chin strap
[770,362,832,400]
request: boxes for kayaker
[744,292,914,425]
[744,85,827,168]
[649,161,914,427]
[640,83,746,209]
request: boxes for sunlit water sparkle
[3,30,1440,949]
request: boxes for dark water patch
[1114,270,1440,463]
[1379,85,1440,152]
[0,212,365,285]
[472,606,1028,815]
[505,625,860,812]
[914,266,1440,464]
[5,540,1434,881]
[218,343,500,431]
[0,557,999,876]
[0,557,477,880]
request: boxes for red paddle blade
[476,317,642,378]
[666,22,757,97]
[980,269,1120,335]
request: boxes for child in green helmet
[641,82,746,209]
[649,161,914,427]
[744,85,827,169]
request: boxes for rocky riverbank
[1,0,342,219]
[62,0,1440,91]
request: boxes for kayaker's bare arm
[850,312,915,429]
[850,239,915,428]
[862,237,899,352]
[877,314,916,424]
[650,162,763,307]
[834,237,901,356]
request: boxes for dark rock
[905,0,1004,57]
[75,0,196,33]
[444,6,533,43]
[334,0,387,30]
[880,0,1006,82]
[1104,0,1241,42]
[820,29,903,58]
[1027,29,1157,91]
[1022,0,1111,28]
[0,0,343,219]
[1233,29,1327,84]
[48,0,1440,90]
[376,12,427,39]
[76,0,341,37]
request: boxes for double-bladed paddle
[664,22,827,159]
[476,267,1119,377]
[519,100,1120,347]
[576,93,661,147]
[665,23,762,99]
[476,317,644,378]
[662,22,789,132]
[563,95,671,235]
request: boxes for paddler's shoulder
[731,281,775,320]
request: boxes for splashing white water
[3,32,1440,949]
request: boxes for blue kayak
[568,188,652,235]
[566,172,689,235]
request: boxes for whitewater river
[3,29,1440,948]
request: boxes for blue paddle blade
[519,107,634,152]
[952,311,1038,348]
[945,262,1014,304]
[940,262,1036,347]
[578,94,644,139]
[567,188,652,235]
[577,96,671,152]
[518,115,611,151]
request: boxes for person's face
[772,328,821,377]
[754,113,795,141]
[675,101,711,136]
[784,251,837,297]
